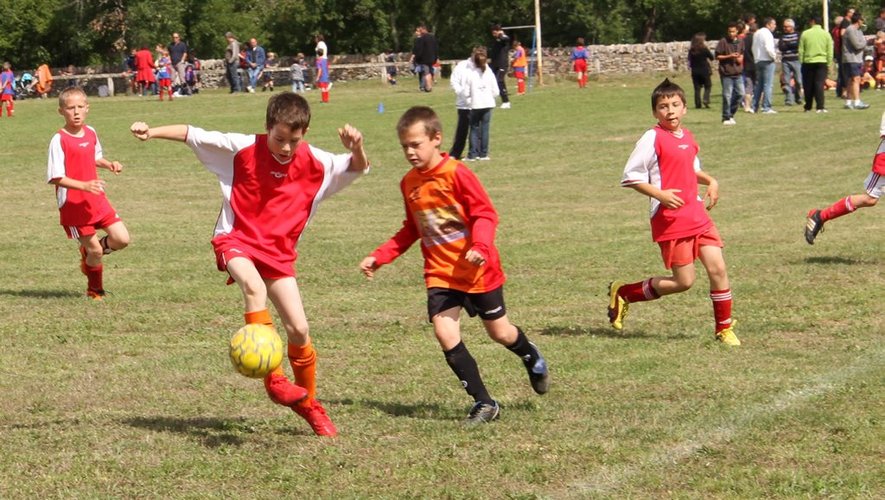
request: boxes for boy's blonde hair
[651,78,686,110]
[265,91,311,130]
[58,86,87,108]
[396,106,442,138]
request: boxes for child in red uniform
[1,61,15,116]
[511,40,528,95]
[804,111,885,244]
[359,106,549,425]
[570,37,590,88]
[608,79,740,346]
[47,87,131,300]
[129,92,369,436]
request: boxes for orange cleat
[263,372,309,406]
[292,400,337,437]
[86,289,106,301]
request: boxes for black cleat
[464,400,500,425]
[805,209,824,244]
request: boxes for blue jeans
[248,65,264,89]
[720,75,744,120]
[468,108,492,158]
[226,63,241,92]
[782,60,802,104]
[752,60,775,111]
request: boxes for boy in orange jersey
[47,87,131,300]
[359,106,549,425]
[511,40,528,95]
[608,79,740,346]
[130,92,369,436]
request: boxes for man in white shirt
[751,17,778,113]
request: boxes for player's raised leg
[483,315,549,395]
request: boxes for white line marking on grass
[565,349,883,497]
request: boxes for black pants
[801,62,828,111]
[494,68,509,103]
[449,108,470,159]
[691,73,712,108]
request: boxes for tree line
[1,0,878,70]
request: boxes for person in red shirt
[46,87,131,300]
[134,45,156,96]
[805,111,885,244]
[609,79,740,346]
[129,92,369,437]
[359,106,549,425]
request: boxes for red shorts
[513,68,526,79]
[63,207,121,239]
[573,59,588,73]
[1,94,12,102]
[159,78,171,87]
[657,225,723,269]
[317,82,329,91]
[213,238,294,284]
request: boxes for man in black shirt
[410,24,438,92]
[489,24,511,108]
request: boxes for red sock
[710,289,733,332]
[820,196,856,222]
[85,264,103,291]
[321,90,329,102]
[618,278,659,303]
[517,79,525,94]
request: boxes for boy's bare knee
[673,276,695,292]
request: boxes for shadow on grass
[539,325,691,340]
[0,288,82,299]
[801,256,876,265]
[123,416,257,447]
[330,398,454,421]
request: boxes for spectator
[224,31,241,93]
[463,47,499,161]
[741,15,757,112]
[779,18,802,105]
[489,24,511,108]
[410,24,438,92]
[715,22,744,125]
[169,32,189,94]
[448,54,473,159]
[134,45,156,96]
[687,32,714,109]
[315,34,328,60]
[290,53,306,93]
[751,17,778,114]
[262,52,277,91]
[799,16,834,113]
[384,50,398,85]
[875,8,885,33]
[245,37,266,93]
[842,11,870,109]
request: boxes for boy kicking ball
[805,111,884,244]
[608,79,739,346]
[360,106,549,425]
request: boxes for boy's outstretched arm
[338,124,369,171]
[130,122,188,142]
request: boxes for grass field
[0,73,883,498]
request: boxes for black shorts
[426,286,507,322]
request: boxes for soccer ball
[229,324,284,378]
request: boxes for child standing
[290,53,306,93]
[608,79,740,346]
[570,37,590,88]
[316,49,330,103]
[511,40,528,95]
[359,106,549,425]
[804,111,884,244]
[156,49,173,101]
[47,87,131,300]
[1,62,14,117]
[129,92,369,436]
[262,52,278,91]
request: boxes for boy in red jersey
[570,37,590,88]
[47,87,131,300]
[804,111,885,244]
[129,92,369,436]
[608,79,740,346]
[359,106,549,425]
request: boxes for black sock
[99,236,113,255]
[443,342,492,403]
[506,326,538,365]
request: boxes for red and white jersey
[185,125,365,268]
[46,126,113,226]
[621,125,713,242]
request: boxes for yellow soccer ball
[229,324,284,378]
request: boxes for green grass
[1,75,883,498]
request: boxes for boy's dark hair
[265,92,311,130]
[58,86,87,107]
[726,21,739,31]
[577,37,585,45]
[651,78,686,110]
[317,48,325,57]
[851,11,863,24]
[396,106,442,138]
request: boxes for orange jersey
[371,154,505,293]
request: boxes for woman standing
[460,47,499,161]
[688,32,715,108]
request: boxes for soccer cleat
[464,400,500,425]
[607,281,629,330]
[86,289,106,301]
[804,209,824,245]
[263,372,309,406]
[292,399,338,436]
[523,346,550,395]
[715,321,740,346]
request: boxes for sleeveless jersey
[46,126,114,226]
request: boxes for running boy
[804,111,885,244]
[359,106,549,425]
[608,79,740,346]
[129,92,369,436]
[47,87,131,300]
